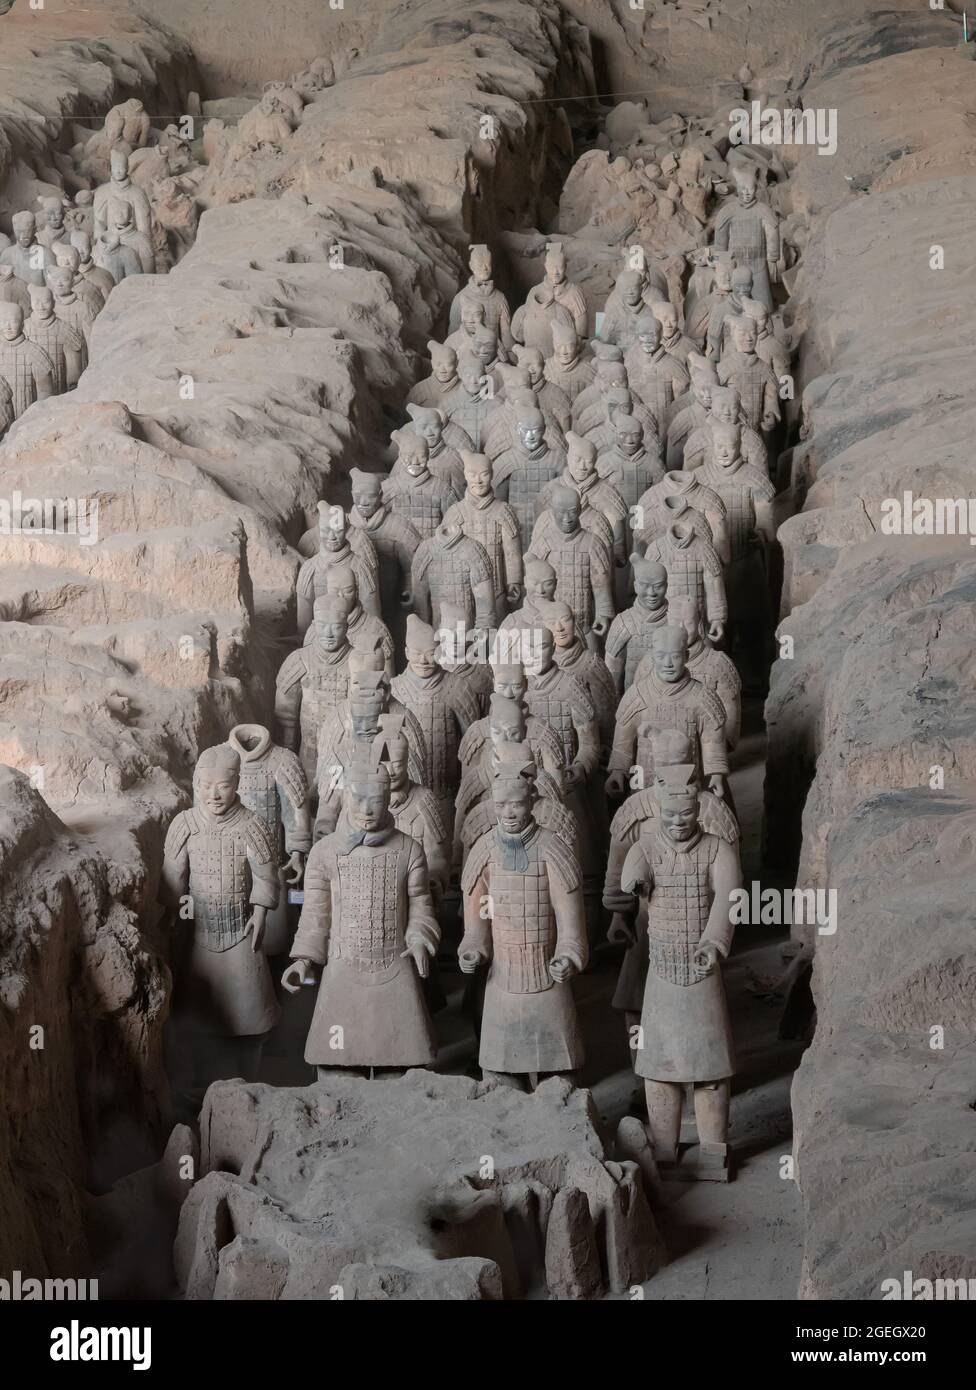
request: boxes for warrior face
[0,305,23,340]
[731,318,758,354]
[711,424,741,471]
[473,334,498,368]
[545,246,566,286]
[517,420,544,452]
[711,388,740,426]
[460,301,485,336]
[655,304,678,339]
[518,348,544,386]
[652,630,687,684]
[470,248,492,285]
[45,203,65,231]
[660,799,699,841]
[736,173,757,208]
[320,516,347,551]
[432,353,456,384]
[328,575,358,607]
[348,786,389,832]
[352,479,382,519]
[552,495,580,536]
[493,667,527,702]
[13,216,35,250]
[623,280,644,309]
[637,320,661,354]
[693,378,715,410]
[489,710,526,746]
[197,769,239,817]
[566,447,594,485]
[402,444,427,478]
[548,608,575,648]
[493,782,534,835]
[615,420,642,454]
[553,332,578,367]
[31,289,55,319]
[317,618,348,652]
[529,626,555,675]
[385,751,409,793]
[526,567,556,601]
[634,565,668,610]
[414,414,443,449]
[406,639,438,680]
[350,708,382,742]
[464,456,492,498]
[110,148,130,182]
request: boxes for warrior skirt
[479,977,583,1074]
[178,934,281,1037]
[634,966,735,1083]
[305,957,437,1068]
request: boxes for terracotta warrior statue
[482,375,564,464]
[544,598,617,763]
[0,263,31,315]
[51,242,105,317]
[404,403,469,495]
[35,196,69,253]
[457,658,567,784]
[604,731,738,1064]
[536,431,628,574]
[284,757,440,1077]
[0,211,54,287]
[624,311,689,432]
[538,242,588,337]
[448,243,513,352]
[460,760,587,1090]
[445,295,491,359]
[45,264,97,362]
[160,744,280,1094]
[635,468,730,565]
[407,340,462,413]
[604,555,670,698]
[621,763,742,1174]
[0,302,54,420]
[94,148,154,250]
[444,348,500,450]
[544,317,594,404]
[512,280,576,359]
[456,735,577,870]
[434,599,494,715]
[492,401,566,548]
[377,714,451,903]
[571,342,628,422]
[595,410,664,519]
[578,382,659,458]
[717,315,780,436]
[511,344,571,429]
[275,595,354,779]
[314,661,429,829]
[443,449,523,625]
[348,468,418,646]
[409,520,495,636]
[641,517,726,641]
[636,594,741,753]
[666,353,718,470]
[383,428,459,540]
[527,483,614,646]
[498,554,557,638]
[391,615,481,829]
[222,723,312,956]
[652,298,697,366]
[712,162,782,312]
[25,285,84,393]
[605,624,728,798]
[600,269,650,354]
[322,564,395,679]
[296,503,380,635]
[683,383,767,476]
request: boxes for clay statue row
[160,153,793,1181]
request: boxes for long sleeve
[410,550,432,622]
[404,840,440,953]
[704,837,741,958]
[289,842,333,963]
[500,511,523,590]
[590,550,615,624]
[703,566,728,626]
[246,829,280,912]
[159,816,190,908]
[459,863,493,960]
[275,751,312,854]
[572,711,600,780]
[608,686,642,775]
[274,653,305,750]
[472,575,495,631]
[698,707,729,778]
[548,861,588,973]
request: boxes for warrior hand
[604,770,626,798]
[548,954,577,984]
[761,412,778,432]
[591,617,609,638]
[693,942,720,976]
[401,940,434,979]
[283,850,305,885]
[281,957,316,992]
[400,589,413,607]
[607,913,636,947]
[458,948,486,975]
[707,619,725,643]
[247,908,267,953]
[707,774,727,798]
[564,762,584,791]
[506,584,523,605]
